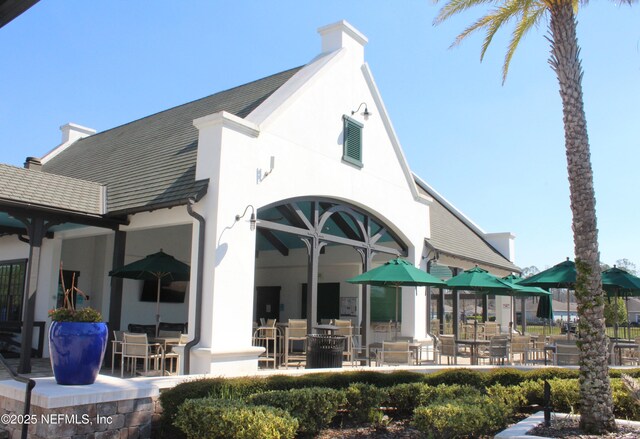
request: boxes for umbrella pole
[395,286,399,341]
[156,278,161,337]
[567,288,571,340]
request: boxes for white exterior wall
[188,22,431,374]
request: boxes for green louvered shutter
[342,115,363,167]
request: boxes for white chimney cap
[317,20,368,57]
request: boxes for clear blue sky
[1,1,638,271]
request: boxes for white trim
[193,111,260,138]
[41,123,96,164]
[246,49,344,128]
[361,63,431,206]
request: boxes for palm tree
[434,0,634,433]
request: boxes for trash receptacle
[306,334,345,369]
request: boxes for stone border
[495,411,640,439]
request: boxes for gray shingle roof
[0,164,104,215]
[42,67,303,215]
[416,178,519,272]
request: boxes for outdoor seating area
[112,327,187,377]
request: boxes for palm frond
[434,0,497,25]
[502,5,547,82]
[479,0,527,61]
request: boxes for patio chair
[163,333,190,375]
[284,319,307,368]
[253,325,280,369]
[555,340,580,366]
[157,329,182,338]
[438,335,457,365]
[479,335,509,365]
[111,330,124,374]
[333,319,353,362]
[510,335,530,365]
[379,341,411,366]
[120,333,164,377]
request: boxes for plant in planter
[48,268,108,385]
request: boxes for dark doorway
[255,286,281,323]
[301,283,340,322]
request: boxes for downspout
[185,198,205,374]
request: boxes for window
[0,260,26,322]
[342,115,363,167]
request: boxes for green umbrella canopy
[109,250,190,282]
[518,258,576,289]
[445,266,517,292]
[346,258,445,287]
[601,266,640,296]
[502,275,552,298]
[536,295,554,320]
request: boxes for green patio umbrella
[519,258,576,338]
[501,274,551,335]
[601,266,640,339]
[347,258,446,339]
[445,266,517,292]
[109,250,190,336]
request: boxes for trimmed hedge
[412,384,523,438]
[344,383,388,423]
[160,367,640,438]
[248,387,345,435]
[174,398,298,439]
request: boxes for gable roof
[0,163,104,216]
[414,175,520,273]
[42,66,303,215]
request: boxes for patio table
[455,339,490,365]
[611,341,638,366]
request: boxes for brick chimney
[24,157,42,170]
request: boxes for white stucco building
[0,21,519,375]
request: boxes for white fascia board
[245,49,344,128]
[413,173,487,236]
[361,63,431,206]
[193,111,260,138]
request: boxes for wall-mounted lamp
[235,205,256,231]
[258,156,275,182]
[351,102,371,120]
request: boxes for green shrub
[524,367,579,382]
[159,377,267,438]
[548,378,580,414]
[413,390,518,438]
[344,382,387,423]
[430,383,482,402]
[174,398,298,439]
[386,382,434,416]
[612,378,640,420]
[485,367,527,387]
[248,387,345,435]
[516,379,545,406]
[423,368,486,388]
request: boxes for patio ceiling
[256,199,407,257]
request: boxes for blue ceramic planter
[49,321,108,385]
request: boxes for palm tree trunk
[548,1,615,433]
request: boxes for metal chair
[111,330,124,374]
[480,335,509,365]
[120,333,164,377]
[438,335,457,365]
[555,340,580,366]
[510,335,530,365]
[253,325,280,369]
[379,341,411,366]
[333,319,353,362]
[284,319,307,368]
